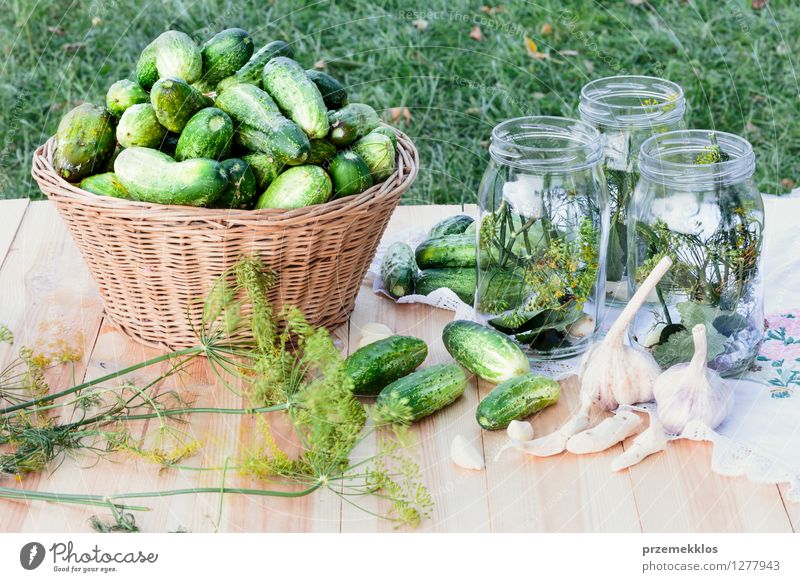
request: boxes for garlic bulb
[450,435,484,470]
[653,324,735,434]
[526,256,672,457]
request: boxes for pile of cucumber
[381,214,479,304]
[53,28,396,209]
[344,321,560,431]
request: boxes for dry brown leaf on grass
[541,23,553,35]
[525,37,549,60]
[48,26,64,36]
[480,5,505,15]
[313,59,326,70]
[412,19,428,31]
[469,26,483,41]
[387,107,412,126]
[62,42,86,53]
[752,0,768,9]
[780,178,795,189]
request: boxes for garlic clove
[611,423,669,471]
[566,411,643,455]
[567,316,595,340]
[450,434,485,470]
[525,407,591,457]
[507,420,534,442]
[360,322,394,337]
[357,333,384,349]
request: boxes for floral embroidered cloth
[751,311,800,399]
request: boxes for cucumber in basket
[442,320,530,383]
[106,79,149,117]
[376,364,467,423]
[345,335,428,396]
[352,131,395,181]
[328,150,373,198]
[79,172,129,199]
[54,103,117,182]
[217,40,294,91]
[476,373,560,430]
[306,69,348,110]
[381,242,417,298]
[263,57,329,139]
[175,107,233,161]
[328,103,381,147]
[150,77,210,133]
[197,28,254,90]
[117,104,168,149]
[255,165,332,209]
[212,158,258,209]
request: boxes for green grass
[1,0,799,203]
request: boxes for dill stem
[77,403,290,427]
[0,347,204,415]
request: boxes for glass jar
[475,116,608,360]
[629,130,764,377]
[580,75,686,304]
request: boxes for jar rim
[489,115,603,171]
[637,129,756,186]
[579,75,686,129]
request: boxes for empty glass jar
[629,130,764,377]
[475,116,609,359]
[580,75,686,304]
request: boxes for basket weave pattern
[32,130,418,350]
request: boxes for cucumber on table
[54,103,117,182]
[79,172,129,199]
[175,108,233,161]
[381,242,416,298]
[345,335,428,396]
[429,215,474,238]
[415,233,476,269]
[150,77,211,133]
[476,373,560,430]
[114,147,228,207]
[306,69,347,110]
[217,40,294,90]
[415,268,476,304]
[255,165,332,209]
[328,150,372,198]
[328,103,380,147]
[442,320,530,383]
[116,103,168,149]
[106,79,148,117]
[352,131,395,182]
[212,158,258,209]
[263,57,329,139]
[199,28,254,89]
[376,364,467,423]
[215,83,310,164]
[153,30,202,84]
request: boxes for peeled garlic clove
[450,434,484,470]
[526,404,591,457]
[611,423,669,471]
[357,333,383,349]
[361,322,393,337]
[507,420,534,442]
[566,411,642,455]
[653,324,735,434]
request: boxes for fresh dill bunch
[0,324,12,344]
[235,256,278,354]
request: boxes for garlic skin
[653,324,735,434]
[507,420,534,442]
[450,435,484,470]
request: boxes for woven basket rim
[32,124,418,224]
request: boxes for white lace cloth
[370,194,800,499]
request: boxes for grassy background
[1,0,798,204]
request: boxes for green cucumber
[429,215,475,238]
[175,107,233,161]
[242,152,284,191]
[106,80,148,117]
[371,125,397,149]
[136,40,159,89]
[306,69,347,110]
[54,103,117,182]
[328,150,372,198]
[415,233,476,269]
[476,268,533,311]
[263,57,329,139]
[199,28,254,89]
[327,103,380,146]
[116,103,168,149]
[79,172,129,199]
[304,139,337,165]
[442,320,530,383]
[150,77,211,133]
[376,364,467,423]
[381,242,416,298]
[255,165,332,209]
[476,373,560,430]
[352,131,395,181]
[114,147,228,207]
[217,40,294,90]
[415,268,476,305]
[215,83,310,163]
[154,30,202,84]
[345,335,428,396]
[212,158,258,209]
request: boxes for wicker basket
[31,129,418,350]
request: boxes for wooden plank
[0,199,29,268]
[628,438,794,532]
[0,202,105,533]
[341,204,492,532]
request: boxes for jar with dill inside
[476,116,609,359]
[579,76,686,305]
[629,130,764,377]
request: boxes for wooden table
[0,200,797,533]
